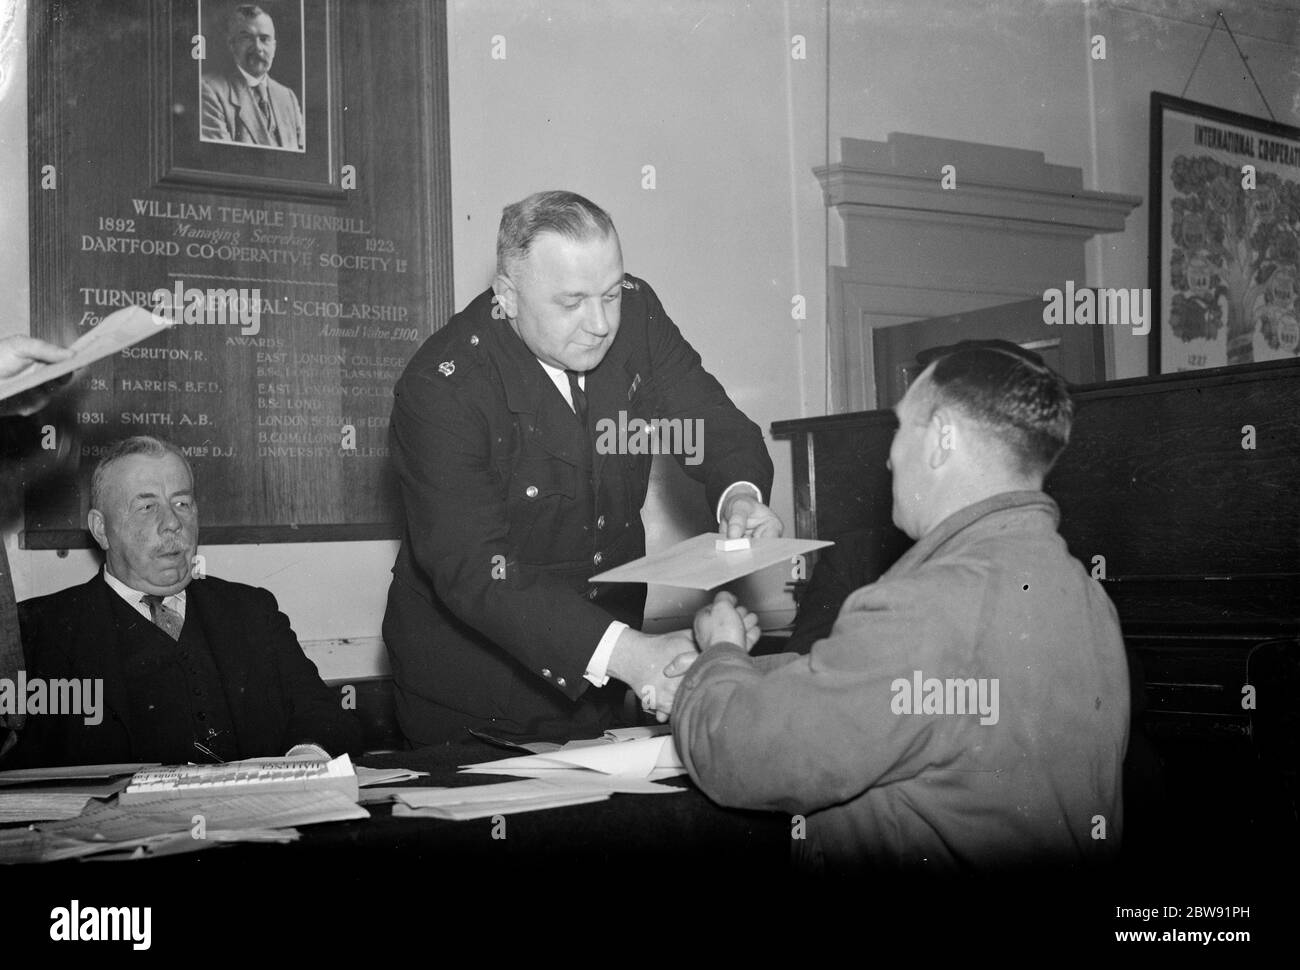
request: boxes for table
[10,738,792,940]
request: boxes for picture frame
[24,0,453,549]
[152,0,345,200]
[1148,93,1300,374]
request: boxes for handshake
[606,591,760,723]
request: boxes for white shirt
[534,358,762,686]
[102,568,188,622]
[236,65,269,90]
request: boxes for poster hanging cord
[1180,11,1276,121]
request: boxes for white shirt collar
[536,359,582,410]
[102,567,188,620]
[236,65,267,89]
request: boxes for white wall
[825,0,1300,380]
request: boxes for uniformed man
[383,190,781,745]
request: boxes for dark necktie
[567,370,588,428]
[140,594,184,641]
[255,84,277,138]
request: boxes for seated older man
[671,343,1129,873]
[5,435,360,767]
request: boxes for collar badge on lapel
[438,360,455,377]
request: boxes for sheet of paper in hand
[0,306,169,402]
[588,533,833,590]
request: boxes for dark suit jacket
[5,573,361,767]
[384,275,774,744]
[200,69,304,150]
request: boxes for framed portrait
[152,0,345,199]
[1149,93,1300,374]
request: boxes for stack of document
[0,756,369,864]
[0,763,156,823]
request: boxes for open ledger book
[118,754,359,805]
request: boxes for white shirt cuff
[716,481,763,524]
[584,621,629,687]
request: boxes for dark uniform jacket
[384,275,773,744]
[5,573,362,767]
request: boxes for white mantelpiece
[815,134,1141,411]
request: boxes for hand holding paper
[0,335,75,416]
[589,533,832,591]
[719,490,784,540]
[0,307,170,411]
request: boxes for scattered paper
[0,763,159,786]
[355,766,429,787]
[84,828,303,862]
[0,778,131,823]
[0,794,93,824]
[467,728,564,754]
[2,827,303,864]
[460,734,684,780]
[0,306,170,402]
[392,777,615,820]
[590,533,833,590]
[449,769,683,794]
[40,789,367,843]
[357,786,437,806]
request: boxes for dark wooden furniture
[773,357,1300,863]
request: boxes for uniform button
[470,334,479,346]
[192,688,201,696]
[592,552,603,566]
[596,515,606,529]
[541,668,552,678]
[557,677,567,688]
[525,485,539,499]
[197,711,207,721]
